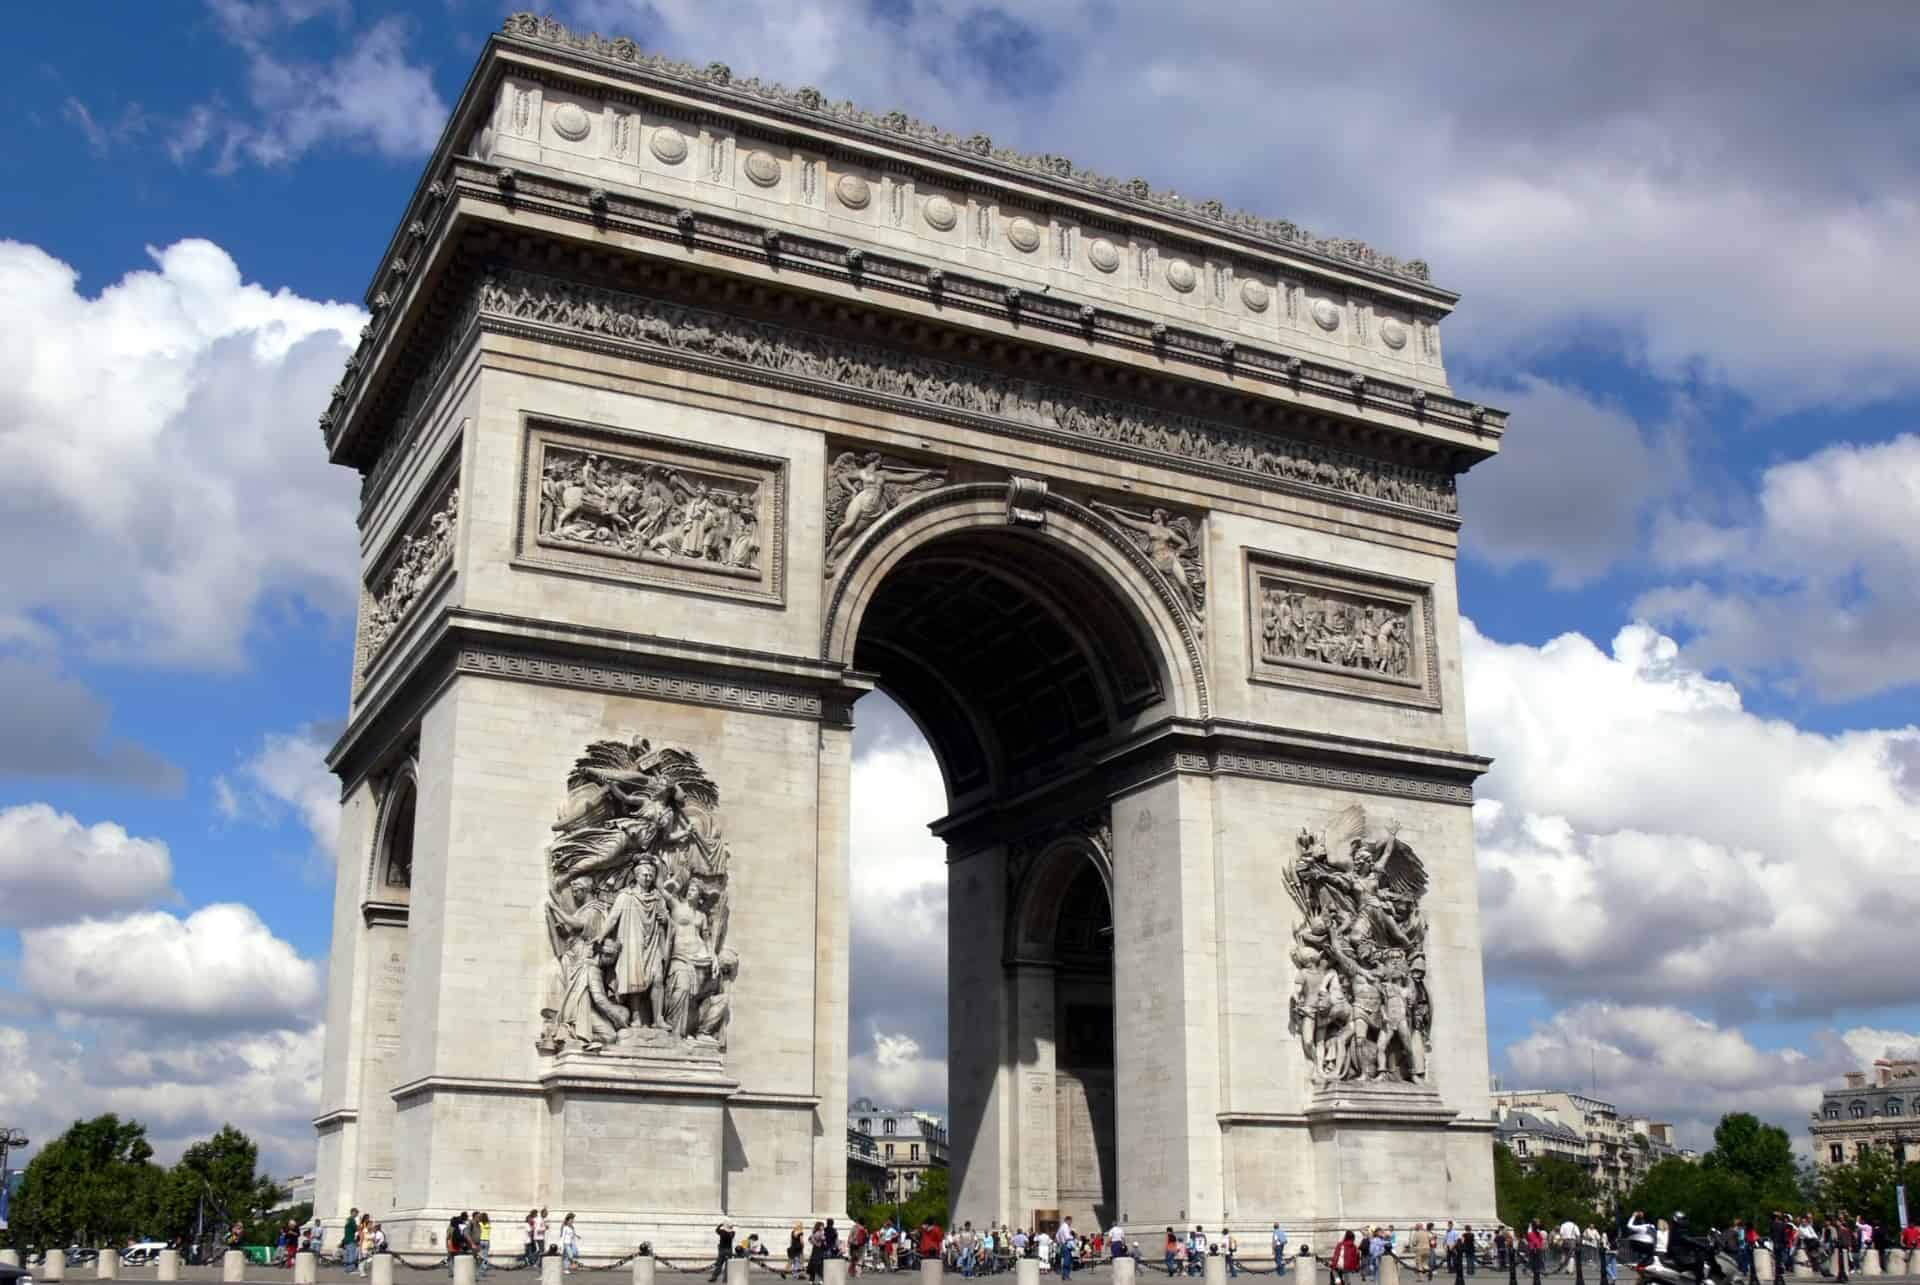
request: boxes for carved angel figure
[1281,803,1431,1085]
[823,451,943,572]
[538,736,736,1055]
[1090,500,1205,621]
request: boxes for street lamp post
[0,1127,27,1177]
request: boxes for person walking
[1060,1218,1077,1282]
[808,1221,829,1283]
[1333,1232,1362,1285]
[342,1210,360,1275]
[709,1222,736,1283]
[1167,1229,1182,1278]
[537,1209,551,1264]
[1409,1226,1433,1283]
[525,1212,539,1269]
[478,1212,493,1277]
[1225,1229,1239,1280]
[1525,1224,1544,1285]
[560,1213,580,1275]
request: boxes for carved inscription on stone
[476,271,1459,516]
[1285,803,1431,1086]
[518,422,786,604]
[360,482,458,676]
[537,737,738,1055]
[1245,552,1438,709]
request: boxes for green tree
[1699,1114,1802,1217]
[156,1126,282,1249]
[1814,1148,1920,1234]
[1491,1144,1604,1230]
[10,1115,165,1247]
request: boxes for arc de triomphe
[315,14,1506,1255]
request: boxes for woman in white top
[560,1214,580,1274]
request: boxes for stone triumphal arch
[315,13,1508,1254]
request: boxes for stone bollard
[1113,1258,1136,1285]
[824,1257,850,1285]
[295,1251,317,1284]
[634,1253,656,1285]
[923,1257,946,1285]
[727,1258,751,1285]
[1754,1247,1773,1281]
[1017,1258,1042,1285]
[1793,1244,1811,1272]
[1205,1252,1227,1285]
[453,1252,478,1285]
[1859,1250,1881,1277]
[540,1255,563,1285]
[97,1249,120,1279]
[0,1251,18,1269]
[45,1249,67,1282]
[373,1253,396,1285]
[223,1251,245,1282]
[158,1250,181,1281]
[1381,1255,1403,1285]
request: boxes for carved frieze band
[1108,747,1471,805]
[472,271,1459,517]
[359,476,460,680]
[1246,552,1440,711]
[518,419,787,604]
[454,645,825,720]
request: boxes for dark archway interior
[852,529,1165,809]
[850,526,1152,1227]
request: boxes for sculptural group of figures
[1260,587,1413,677]
[537,738,739,1054]
[1285,804,1432,1086]
[537,449,761,571]
[479,272,1460,516]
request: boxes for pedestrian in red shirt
[1332,1232,1362,1285]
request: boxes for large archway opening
[843,515,1178,1233]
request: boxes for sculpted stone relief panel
[475,271,1459,517]
[1245,552,1439,709]
[518,421,787,604]
[1088,500,1204,632]
[538,737,738,1055]
[1286,804,1432,1086]
[823,449,945,575]
[359,479,459,678]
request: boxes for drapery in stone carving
[476,271,1458,516]
[362,487,458,673]
[537,737,737,1054]
[823,450,945,574]
[1259,586,1412,678]
[1285,804,1431,1086]
[1089,500,1204,628]
[497,13,1431,283]
[539,444,763,571]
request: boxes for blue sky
[2,0,1918,1175]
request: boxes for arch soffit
[366,756,420,904]
[823,482,1209,722]
[1010,832,1114,962]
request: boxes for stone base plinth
[539,1046,739,1223]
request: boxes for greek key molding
[471,270,1458,518]
[454,645,825,719]
[1104,745,1472,805]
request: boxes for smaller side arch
[366,758,420,906]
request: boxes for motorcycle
[1629,1229,1737,1285]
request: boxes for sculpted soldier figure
[1283,804,1432,1085]
[538,736,737,1053]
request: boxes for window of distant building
[884,1118,897,1135]
[1851,1102,1868,1119]
[1830,1144,1844,1164]
[1824,1105,1840,1120]
[1887,1099,1903,1116]
[911,1143,920,1161]
[1516,1140,1529,1157]
[1857,1142,1870,1158]
[885,1143,895,1160]
[859,1118,872,1133]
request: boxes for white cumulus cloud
[21,902,323,1028]
[0,238,363,668]
[0,803,177,927]
[1466,619,1920,1017]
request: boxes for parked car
[121,1243,170,1266]
[0,1260,36,1285]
